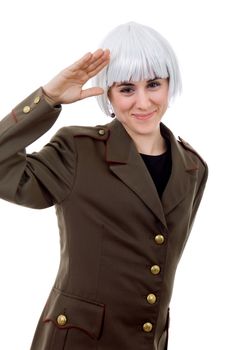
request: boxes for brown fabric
[0,88,208,350]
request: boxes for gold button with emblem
[57,314,67,326]
[154,234,165,245]
[147,293,157,304]
[143,322,153,332]
[98,129,105,136]
[151,265,160,275]
[34,96,41,104]
[23,106,31,114]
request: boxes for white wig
[93,22,182,116]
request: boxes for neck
[124,124,167,156]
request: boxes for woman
[0,22,208,350]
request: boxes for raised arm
[0,49,110,208]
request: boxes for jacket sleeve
[0,88,77,209]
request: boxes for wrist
[42,87,59,106]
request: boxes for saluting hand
[43,49,110,105]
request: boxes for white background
[0,0,232,349]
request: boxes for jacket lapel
[105,119,198,228]
[160,123,199,216]
[105,119,167,227]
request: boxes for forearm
[0,87,61,161]
[0,88,62,206]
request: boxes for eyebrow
[115,77,160,87]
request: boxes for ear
[107,87,111,100]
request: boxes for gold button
[23,106,31,114]
[34,96,41,104]
[143,322,153,332]
[154,234,165,245]
[98,129,105,136]
[147,293,157,304]
[151,265,160,275]
[57,314,67,326]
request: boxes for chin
[132,124,158,136]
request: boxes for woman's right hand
[42,49,110,105]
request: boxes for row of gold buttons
[150,234,164,276]
[143,233,165,333]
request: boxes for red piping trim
[43,319,97,339]
[11,109,18,123]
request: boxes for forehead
[113,77,165,87]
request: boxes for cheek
[112,98,133,113]
[153,91,169,107]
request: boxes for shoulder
[177,136,207,168]
[161,122,208,169]
[177,136,209,190]
[54,124,110,141]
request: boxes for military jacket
[0,88,208,350]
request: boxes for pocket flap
[43,288,105,340]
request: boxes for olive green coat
[0,88,208,350]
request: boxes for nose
[135,89,152,110]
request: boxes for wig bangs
[106,54,169,88]
[105,32,170,87]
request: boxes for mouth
[132,111,156,120]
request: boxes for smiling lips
[132,111,156,120]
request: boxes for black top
[140,142,172,199]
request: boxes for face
[108,78,169,137]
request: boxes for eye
[147,80,161,89]
[119,86,134,94]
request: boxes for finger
[87,58,109,76]
[68,51,94,72]
[71,49,110,72]
[84,50,110,77]
[86,58,110,79]
[90,48,110,63]
[86,50,110,72]
[80,86,105,100]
